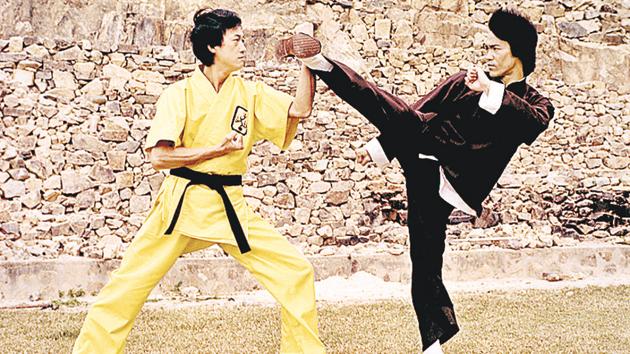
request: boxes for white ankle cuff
[301,54,333,72]
[423,340,443,354]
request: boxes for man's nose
[478,52,492,65]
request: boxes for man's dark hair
[489,8,538,76]
[189,8,241,66]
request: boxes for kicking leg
[312,59,424,137]
[277,33,426,140]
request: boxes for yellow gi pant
[72,210,325,354]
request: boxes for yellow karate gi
[73,66,325,354]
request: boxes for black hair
[189,8,241,66]
[489,8,538,76]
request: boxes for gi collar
[191,65,234,97]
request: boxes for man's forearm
[288,64,316,118]
[148,145,227,170]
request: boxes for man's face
[484,31,521,79]
[211,26,246,71]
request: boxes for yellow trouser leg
[280,306,302,353]
[72,230,200,354]
[222,212,325,354]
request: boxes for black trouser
[403,158,458,349]
[311,61,459,349]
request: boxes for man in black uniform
[278,8,554,353]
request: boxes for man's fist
[219,131,244,154]
[465,66,490,93]
[356,148,372,165]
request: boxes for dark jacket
[313,60,554,215]
[377,71,554,214]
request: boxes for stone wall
[0,0,628,260]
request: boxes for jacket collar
[491,76,527,96]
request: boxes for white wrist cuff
[479,80,505,115]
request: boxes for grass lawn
[1,285,628,353]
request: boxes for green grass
[1,286,629,353]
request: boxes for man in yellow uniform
[73,9,325,354]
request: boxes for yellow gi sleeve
[253,81,298,150]
[144,84,186,152]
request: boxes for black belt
[164,167,250,253]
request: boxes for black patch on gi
[231,105,248,135]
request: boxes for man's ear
[207,45,216,54]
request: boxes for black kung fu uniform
[311,59,554,349]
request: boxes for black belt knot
[164,167,250,253]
